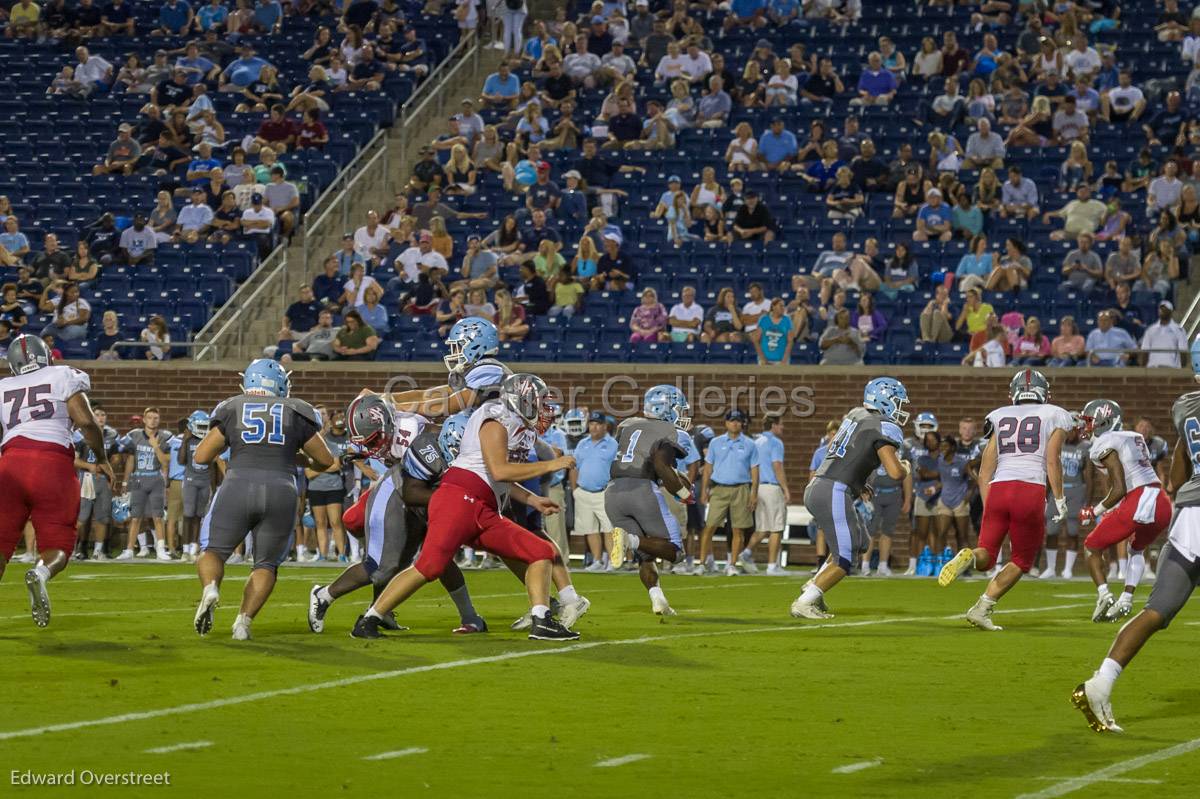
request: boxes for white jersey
[985,403,1076,485]
[1089,430,1159,492]
[451,399,535,501]
[0,365,90,450]
[388,410,427,463]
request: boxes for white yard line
[1016,736,1200,799]
[1032,776,1162,785]
[0,602,1087,743]
[595,754,651,768]
[362,747,428,761]
[144,741,212,754]
[832,759,882,774]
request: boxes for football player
[1038,421,1092,580]
[1077,399,1172,622]
[903,412,938,575]
[939,369,1075,630]
[790,378,910,619]
[173,410,215,563]
[115,407,173,560]
[0,335,113,627]
[387,317,511,417]
[606,385,693,616]
[1072,340,1200,733]
[73,402,120,561]
[192,360,333,640]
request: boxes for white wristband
[674,486,690,501]
[1093,502,1109,517]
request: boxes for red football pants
[0,438,81,559]
[1085,484,1172,553]
[342,488,370,536]
[978,480,1046,573]
[413,467,555,580]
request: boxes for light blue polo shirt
[706,432,759,485]
[167,435,188,481]
[755,431,785,485]
[541,427,568,487]
[676,429,701,472]
[573,434,617,491]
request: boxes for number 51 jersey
[984,403,1076,485]
[210,395,322,476]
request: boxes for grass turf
[1,564,1199,799]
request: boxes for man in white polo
[1141,300,1189,367]
[668,285,704,342]
[738,413,790,574]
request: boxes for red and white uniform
[979,403,1076,572]
[1084,430,1172,552]
[412,400,553,579]
[343,411,428,535]
[0,365,90,557]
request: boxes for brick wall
[82,361,1196,496]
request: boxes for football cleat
[135,547,151,559]
[766,563,785,576]
[651,592,676,616]
[1072,678,1123,734]
[609,527,628,570]
[227,552,245,565]
[789,597,834,620]
[528,612,580,641]
[584,560,605,573]
[377,612,409,632]
[453,617,489,634]
[724,564,739,577]
[232,615,253,641]
[350,614,383,639]
[1061,569,1074,580]
[965,601,1002,631]
[92,551,109,562]
[1092,592,1115,623]
[1037,567,1056,580]
[938,548,975,587]
[25,570,50,628]
[1105,595,1133,622]
[877,563,892,577]
[510,612,532,631]
[194,584,219,636]
[115,549,134,561]
[902,562,916,576]
[307,585,330,634]
[559,596,591,628]
[738,551,759,573]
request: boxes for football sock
[860,557,870,573]
[155,540,168,556]
[33,561,51,582]
[740,547,753,560]
[531,603,550,618]
[316,586,334,604]
[1044,549,1058,574]
[799,582,823,605]
[296,544,308,559]
[348,536,362,561]
[93,541,104,555]
[558,585,579,605]
[1097,583,1111,597]
[1064,550,1078,573]
[448,585,478,621]
[1125,552,1145,591]
[137,533,148,548]
[1118,557,1128,577]
[1096,657,1123,693]
[648,585,666,604]
[978,594,996,609]
[907,557,916,569]
[364,607,384,621]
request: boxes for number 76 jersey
[984,403,1076,485]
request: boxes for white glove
[1051,495,1069,524]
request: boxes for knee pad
[837,556,852,572]
[362,555,379,577]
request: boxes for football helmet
[241,358,290,397]
[187,410,210,438]
[1009,368,1050,404]
[444,316,500,374]
[1080,398,1123,439]
[439,410,471,462]
[1191,337,1200,381]
[7,334,51,375]
[644,384,692,430]
[346,394,395,459]
[913,412,938,437]
[501,373,550,425]
[863,377,910,426]
[559,407,587,436]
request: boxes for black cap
[726,409,747,422]
[588,411,606,423]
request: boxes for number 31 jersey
[985,403,1076,485]
[0,365,90,450]
[814,407,904,494]
[210,394,322,476]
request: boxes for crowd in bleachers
[278,0,1200,368]
[0,0,459,361]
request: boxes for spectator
[153,0,193,36]
[391,230,448,293]
[1059,141,1092,192]
[757,117,798,171]
[250,0,283,36]
[1105,235,1142,290]
[880,242,918,299]
[570,235,600,284]
[1011,317,1051,366]
[595,233,634,292]
[1112,282,1147,338]
[118,214,157,266]
[251,146,285,184]
[175,188,214,242]
[1141,238,1180,297]
[741,282,771,335]
[667,285,703,343]
[911,35,942,80]
[185,143,221,186]
[452,235,499,293]
[963,323,1008,367]
[851,292,886,343]
[95,310,123,360]
[1043,184,1108,240]
[71,46,113,95]
[263,167,299,237]
[219,44,271,93]
[1148,161,1184,217]
[549,267,584,318]
[999,165,1039,220]
[914,188,952,242]
[331,309,379,361]
[93,124,142,176]
[1062,233,1103,292]
[517,262,550,317]
[140,315,172,361]
[753,298,794,365]
[355,285,389,336]
[40,281,90,341]
[697,75,732,128]
[197,0,229,33]
[1086,310,1137,367]
[852,51,897,106]
[463,286,495,319]
[892,167,928,219]
[955,287,994,343]
[731,190,776,243]
[1141,301,1189,367]
[209,191,243,245]
[819,307,864,365]
[481,62,521,108]
[919,284,955,343]
[1142,92,1189,147]
[801,57,844,104]
[493,288,528,342]
[240,192,276,257]
[312,256,343,306]
[987,237,1032,293]
[825,166,864,220]
[951,188,984,239]
[701,287,744,344]
[353,210,392,268]
[252,105,298,154]
[6,0,41,39]
[1150,209,1188,252]
[1101,69,1146,123]
[964,119,1005,169]
[626,287,668,345]
[30,234,70,281]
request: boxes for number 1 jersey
[985,403,1076,485]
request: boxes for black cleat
[350,614,384,639]
[377,611,409,632]
[529,612,580,641]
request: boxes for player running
[1039,424,1091,580]
[1077,399,1172,622]
[938,369,1075,630]
[1071,341,1200,733]
[351,374,578,641]
[387,317,511,417]
[0,335,113,627]
[790,377,910,619]
[310,400,487,636]
[606,385,694,616]
[192,359,333,640]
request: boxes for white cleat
[1092,592,1115,623]
[1061,569,1074,580]
[115,549,134,561]
[25,570,51,627]
[194,584,219,636]
[766,563,784,576]
[1029,566,1041,578]
[724,564,739,577]
[156,551,174,562]
[651,592,676,616]
[584,560,604,573]
[559,596,591,628]
[738,551,759,573]
[1038,567,1056,580]
[691,562,708,576]
[510,611,532,631]
[877,563,892,577]
[790,596,833,619]
[1072,676,1123,733]
[307,585,330,633]
[1104,595,1133,622]
[232,614,253,641]
[13,552,35,564]
[965,601,1003,631]
[92,551,109,562]
[227,553,245,565]
[135,547,151,559]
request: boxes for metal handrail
[194,247,289,361]
[1183,289,1200,338]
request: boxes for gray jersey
[1061,440,1089,492]
[403,426,447,484]
[815,407,904,494]
[447,358,511,405]
[610,417,685,482]
[210,394,322,477]
[121,428,172,477]
[1172,391,1200,508]
[903,436,937,495]
[75,424,119,467]
[177,435,212,482]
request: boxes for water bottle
[933,548,946,575]
[917,546,933,577]
[942,546,955,572]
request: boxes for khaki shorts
[913,488,937,518]
[935,498,970,518]
[544,483,568,557]
[755,483,787,532]
[167,479,184,529]
[572,487,612,535]
[707,483,754,530]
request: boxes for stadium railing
[194,245,290,361]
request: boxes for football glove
[1051,495,1070,524]
[1078,505,1095,527]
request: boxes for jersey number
[620,430,643,463]
[996,416,1041,454]
[2,384,54,428]
[241,403,285,445]
[1185,417,1200,471]
[827,420,859,459]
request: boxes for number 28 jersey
[984,403,1076,485]
[210,394,322,476]
[0,365,90,450]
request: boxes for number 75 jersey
[984,403,1076,485]
[0,365,90,450]
[210,394,322,475]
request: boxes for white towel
[1133,486,1160,524]
[80,473,96,501]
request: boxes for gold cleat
[938,548,975,587]
[1072,683,1117,734]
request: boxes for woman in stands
[96,311,123,360]
[690,166,725,215]
[974,167,1001,217]
[1150,210,1187,253]
[1005,96,1054,148]
[1012,317,1051,366]
[629,288,667,344]
[1059,141,1093,192]
[495,288,529,343]
[702,205,730,244]
[702,288,744,344]
[1142,238,1180,298]
[725,122,757,173]
[1175,184,1200,248]
[66,240,99,287]
[472,126,505,174]
[302,25,335,65]
[42,282,90,342]
[1048,316,1086,367]
[738,60,764,109]
[851,292,887,344]
[665,192,697,247]
[140,315,171,361]
[429,217,454,260]
[911,36,942,81]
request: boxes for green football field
[2,564,1199,799]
